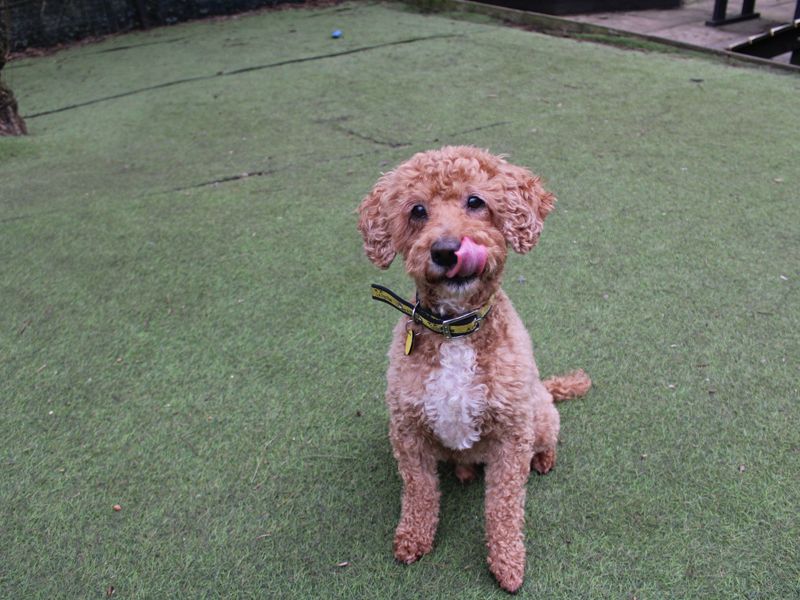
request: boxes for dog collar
[370,284,493,339]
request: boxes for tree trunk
[0,81,27,136]
[0,0,26,136]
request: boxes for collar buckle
[440,309,480,339]
[442,322,453,338]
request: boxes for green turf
[1,2,799,598]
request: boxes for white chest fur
[423,338,487,450]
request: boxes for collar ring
[410,301,421,324]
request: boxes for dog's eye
[410,204,428,221]
[466,195,485,210]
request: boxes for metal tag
[404,328,415,355]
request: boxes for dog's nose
[430,237,460,269]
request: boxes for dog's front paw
[487,542,526,593]
[393,527,434,564]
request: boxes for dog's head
[357,146,554,312]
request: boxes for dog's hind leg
[530,398,560,475]
[532,370,591,474]
[531,447,556,475]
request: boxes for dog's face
[358,146,554,311]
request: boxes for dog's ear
[495,163,555,254]
[357,177,396,269]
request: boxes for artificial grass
[1,1,799,597]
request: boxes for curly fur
[422,338,487,451]
[358,146,590,593]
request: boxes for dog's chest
[422,338,487,451]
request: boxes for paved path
[570,0,797,61]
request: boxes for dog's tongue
[446,237,488,279]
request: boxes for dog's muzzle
[430,236,488,279]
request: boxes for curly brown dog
[358,145,591,593]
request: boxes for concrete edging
[427,0,800,73]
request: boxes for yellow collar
[370,284,493,338]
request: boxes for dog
[357,145,591,592]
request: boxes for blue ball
[332,29,343,39]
